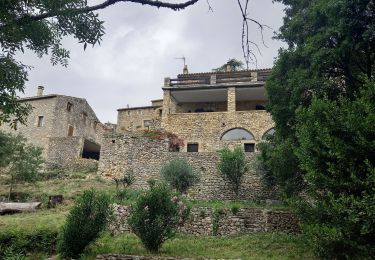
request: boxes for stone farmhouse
[0,86,105,167]
[99,67,277,201]
[116,66,275,152]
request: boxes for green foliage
[161,157,199,193]
[213,58,245,72]
[85,233,316,259]
[57,189,112,259]
[128,184,180,252]
[0,223,58,259]
[259,0,375,258]
[0,1,198,128]
[212,208,224,236]
[0,1,105,126]
[217,147,249,197]
[0,131,43,200]
[231,205,240,215]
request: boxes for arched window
[221,128,254,141]
[262,128,275,140]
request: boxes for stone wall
[46,137,84,167]
[117,106,162,132]
[99,134,277,201]
[109,205,300,236]
[162,111,273,152]
[1,94,103,166]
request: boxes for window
[221,128,254,141]
[93,121,98,130]
[37,116,44,127]
[262,128,275,140]
[187,143,199,152]
[159,109,162,117]
[67,102,73,112]
[244,143,255,152]
[82,112,87,124]
[68,125,74,136]
[143,120,152,127]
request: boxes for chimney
[226,64,232,72]
[183,64,189,74]
[37,86,44,96]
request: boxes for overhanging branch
[1,0,200,29]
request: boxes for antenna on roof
[175,56,186,66]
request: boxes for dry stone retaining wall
[99,134,278,201]
[97,255,207,260]
[109,205,300,236]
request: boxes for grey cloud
[20,0,286,123]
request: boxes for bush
[128,184,180,252]
[161,157,199,194]
[217,147,249,197]
[57,189,112,258]
[0,131,43,200]
[0,226,58,259]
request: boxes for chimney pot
[37,86,44,96]
[183,65,189,74]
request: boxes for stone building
[99,67,278,201]
[117,99,163,132]
[116,67,275,152]
[0,86,105,167]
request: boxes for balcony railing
[165,70,271,87]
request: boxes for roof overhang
[168,85,266,103]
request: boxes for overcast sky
[19,0,286,123]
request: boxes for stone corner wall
[109,205,300,237]
[99,134,278,201]
[45,136,84,167]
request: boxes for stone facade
[117,101,163,132]
[117,69,274,152]
[162,111,273,152]
[0,88,105,167]
[109,204,300,236]
[99,134,277,201]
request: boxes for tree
[217,146,248,197]
[213,58,245,72]
[0,131,43,200]
[128,184,180,252]
[58,189,112,258]
[161,157,199,194]
[259,0,375,258]
[0,0,199,128]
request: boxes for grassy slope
[0,175,314,259]
[84,233,317,260]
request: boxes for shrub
[217,147,249,197]
[57,189,112,258]
[0,226,58,259]
[128,184,180,252]
[0,131,43,200]
[161,157,199,194]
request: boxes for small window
[37,116,44,127]
[159,109,162,117]
[143,120,152,127]
[67,102,73,112]
[68,125,74,136]
[82,112,87,124]
[93,121,98,130]
[111,139,116,144]
[244,143,255,152]
[187,143,199,152]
